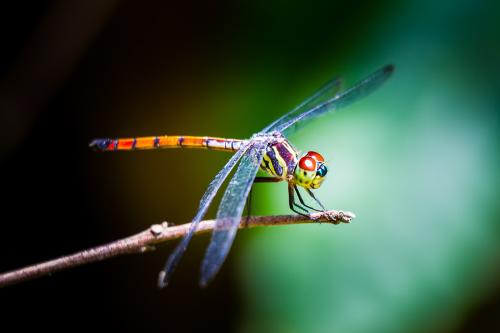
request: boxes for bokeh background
[1,0,499,332]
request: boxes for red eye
[306,151,324,162]
[299,156,317,171]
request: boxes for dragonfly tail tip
[89,138,112,151]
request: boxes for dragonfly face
[293,151,328,189]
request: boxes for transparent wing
[199,139,268,287]
[158,141,251,288]
[261,76,342,133]
[267,65,394,136]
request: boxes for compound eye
[306,151,325,163]
[299,156,317,171]
[317,164,328,177]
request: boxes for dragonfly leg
[294,185,323,212]
[305,188,340,224]
[253,177,312,219]
[305,188,327,210]
[288,183,312,218]
[254,176,282,183]
[244,177,284,226]
[245,186,253,227]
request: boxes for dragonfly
[90,64,394,288]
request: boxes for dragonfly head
[294,151,328,189]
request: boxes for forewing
[199,140,268,287]
[275,65,394,135]
[261,76,342,133]
[158,142,251,288]
[275,65,394,136]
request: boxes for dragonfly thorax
[260,138,299,181]
[293,151,328,189]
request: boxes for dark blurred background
[1,0,499,332]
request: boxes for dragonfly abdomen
[89,135,246,152]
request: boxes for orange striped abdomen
[89,135,245,152]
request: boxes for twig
[0,210,355,288]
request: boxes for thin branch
[0,210,355,288]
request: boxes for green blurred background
[1,0,499,332]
